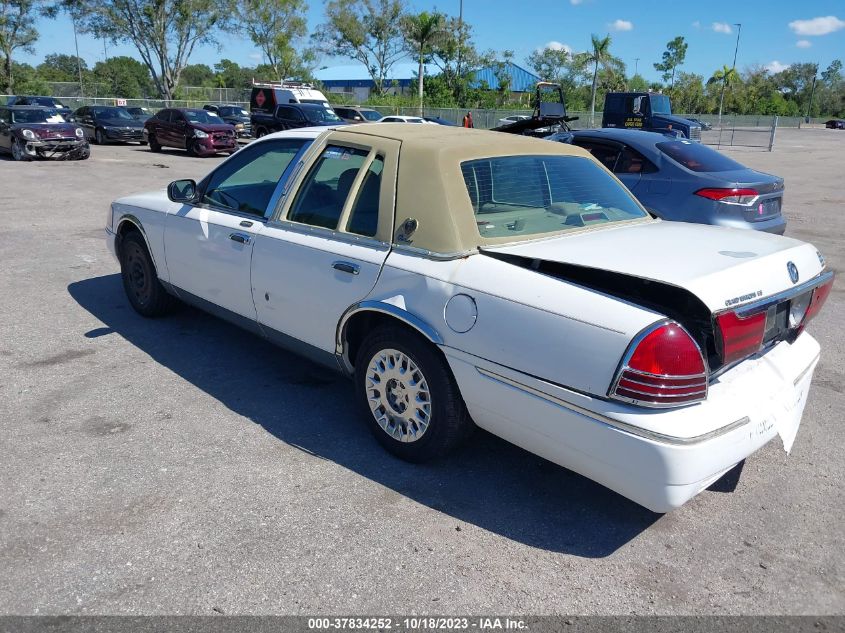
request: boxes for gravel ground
[0,129,843,616]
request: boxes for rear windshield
[656,140,745,172]
[461,155,648,239]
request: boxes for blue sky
[21,0,845,82]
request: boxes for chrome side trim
[725,270,834,318]
[335,300,444,370]
[476,367,749,446]
[265,218,390,250]
[390,243,478,261]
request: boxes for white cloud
[712,22,733,34]
[796,39,812,48]
[570,0,583,5]
[609,19,633,31]
[692,21,701,29]
[537,41,572,54]
[765,60,790,73]
[788,15,845,36]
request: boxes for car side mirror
[168,179,197,203]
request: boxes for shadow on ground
[69,274,660,557]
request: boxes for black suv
[7,95,72,119]
[204,104,252,138]
[251,103,344,137]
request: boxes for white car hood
[481,220,825,312]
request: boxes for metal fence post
[768,116,778,152]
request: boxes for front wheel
[354,326,473,462]
[148,135,161,152]
[95,128,105,145]
[11,139,29,161]
[120,232,177,317]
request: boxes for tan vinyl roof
[328,124,601,256]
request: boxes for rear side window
[656,140,744,172]
[575,141,620,170]
[288,146,369,229]
[461,155,648,239]
[615,147,657,174]
[346,156,384,237]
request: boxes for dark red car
[144,108,237,157]
[0,105,89,161]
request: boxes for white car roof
[253,127,327,143]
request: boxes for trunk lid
[481,220,824,313]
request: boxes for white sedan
[378,115,431,124]
[106,124,833,512]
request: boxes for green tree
[75,0,232,100]
[237,0,311,82]
[428,16,486,106]
[0,0,44,92]
[586,34,621,126]
[526,46,570,84]
[36,52,86,81]
[93,56,152,98]
[213,59,251,88]
[653,36,687,89]
[401,10,445,112]
[180,63,215,87]
[627,73,648,91]
[315,0,406,97]
[708,64,740,120]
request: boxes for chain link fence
[6,89,834,151]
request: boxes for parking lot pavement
[0,129,843,616]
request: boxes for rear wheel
[120,231,177,317]
[354,326,473,462]
[148,135,161,152]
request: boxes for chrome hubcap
[366,349,431,443]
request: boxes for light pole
[718,23,741,125]
[72,15,84,99]
[634,57,639,76]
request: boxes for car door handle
[332,261,359,275]
[229,232,251,245]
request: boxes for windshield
[305,108,342,123]
[650,95,671,115]
[656,140,745,172]
[361,110,382,121]
[461,155,648,239]
[94,107,134,120]
[184,110,222,124]
[221,107,248,117]
[30,97,64,108]
[12,109,65,123]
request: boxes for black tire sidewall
[120,233,170,317]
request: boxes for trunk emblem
[787,261,799,284]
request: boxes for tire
[186,140,200,157]
[120,231,177,317]
[255,127,267,138]
[354,325,473,462]
[95,128,105,145]
[11,139,29,162]
[148,135,161,152]
[76,146,90,160]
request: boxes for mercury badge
[787,261,799,284]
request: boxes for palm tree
[708,64,740,123]
[586,34,621,127]
[401,11,445,114]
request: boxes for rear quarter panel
[368,251,662,397]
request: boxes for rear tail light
[695,188,759,204]
[715,310,767,366]
[610,321,708,407]
[800,277,834,330]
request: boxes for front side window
[288,145,369,229]
[201,139,309,216]
[461,155,648,239]
[650,95,672,115]
[305,108,342,124]
[156,110,171,122]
